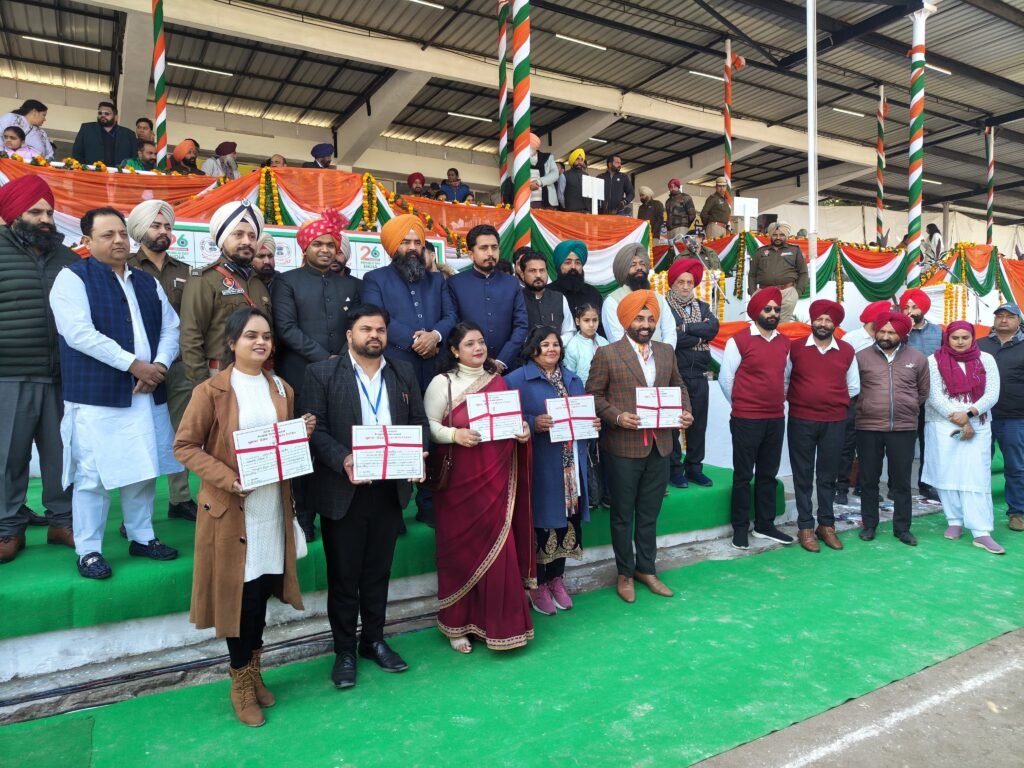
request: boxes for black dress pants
[856,430,916,535]
[604,447,669,577]
[321,482,404,654]
[730,417,785,531]
[788,417,845,529]
[670,374,709,473]
[226,573,280,669]
[835,398,858,492]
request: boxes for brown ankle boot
[229,665,265,727]
[250,648,275,708]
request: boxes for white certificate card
[351,425,424,482]
[546,396,598,443]
[233,418,313,490]
[635,387,683,429]
[467,390,523,442]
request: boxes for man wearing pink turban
[787,300,860,552]
[855,310,930,546]
[528,132,558,208]
[0,175,77,563]
[719,287,793,550]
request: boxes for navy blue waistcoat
[59,257,166,407]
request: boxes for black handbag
[423,376,454,491]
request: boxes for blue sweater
[907,319,942,358]
[448,268,528,369]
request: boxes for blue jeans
[993,418,1024,516]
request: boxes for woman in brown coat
[174,307,313,727]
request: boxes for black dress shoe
[414,509,436,529]
[331,652,357,689]
[686,471,713,487]
[859,527,876,541]
[358,640,409,673]
[22,505,48,527]
[168,500,198,522]
[669,469,688,489]
[895,531,918,547]
[119,522,127,539]
[129,538,179,561]
[834,489,849,506]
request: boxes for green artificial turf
[3,466,781,640]
[4,514,1022,767]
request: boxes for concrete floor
[698,629,1024,768]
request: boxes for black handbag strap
[444,374,454,462]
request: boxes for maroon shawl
[934,320,985,403]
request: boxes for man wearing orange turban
[169,138,203,175]
[586,288,693,604]
[855,310,930,546]
[0,175,77,562]
[899,288,942,500]
[378,214,426,259]
[720,287,794,550]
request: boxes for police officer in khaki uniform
[179,201,272,385]
[700,177,733,239]
[126,200,197,520]
[747,221,808,323]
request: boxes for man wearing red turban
[406,172,425,195]
[855,310,930,546]
[787,300,860,552]
[0,175,77,563]
[587,290,692,603]
[664,258,718,489]
[720,287,793,549]
[900,288,942,500]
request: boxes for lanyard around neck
[356,368,384,423]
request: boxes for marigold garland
[31,155,49,167]
[733,250,745,299]
[359,173,379,231]
[92,161,107,173]
[835,255,844,303]
[717,271,726,322]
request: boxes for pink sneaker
[548,576,573,610]
[973,536,1005,555]
[528,584,557,615]
[944,525,963,540]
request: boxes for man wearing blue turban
[550,240,603,320]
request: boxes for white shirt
[719,324,792,403]
[558,295,576,346]
[804,334,861,398]
[601,291,677,348]
[350,352,392,426]
[625,336,657,387]
[842,326,875,352]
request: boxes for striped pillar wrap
[152,0,168,170]
[723,39,734,204]
[511,0,532,252]
[876,85,887,243]
[497,1,510,188]
[906,6,933,273]
[985,126,995,245]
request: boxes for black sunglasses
[762,306,782,314]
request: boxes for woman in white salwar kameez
[922,320,1004,554]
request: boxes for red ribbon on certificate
[636,389,683,446]
[551,395,576,441]
[235,422,309,482]
[351,425,421,479]
[470,391,522,438]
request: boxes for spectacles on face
[98,111,114,117]
[762,306,781,314]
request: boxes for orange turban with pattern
[379,214,426,256]
[617,289,660,328]
[297,209,349,252]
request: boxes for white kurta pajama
[50,266,182,556]
[921,353,1001,537]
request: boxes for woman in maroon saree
[424,322,535,653]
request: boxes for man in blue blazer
[361,215,457,392]
[447,224,529,372]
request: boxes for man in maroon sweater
[720,287,793,549]
[855,311,930,546]
[787,300,860,552]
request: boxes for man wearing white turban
[127,200,198,522]
[179,201,272,384]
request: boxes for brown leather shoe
[816,525,844,550]
[616,575,635,603]
[0,533,26,564]
[47,526,75,549]
[634,571,674,597]
[798,529,820,553]
[250,648,275,708]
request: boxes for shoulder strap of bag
[214,265,257,309]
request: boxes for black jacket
[667,297,719,378]
[0,227,77,381]
[597,170,635,215]
[71,122,137,166]
[301,355,429,520]
[562,168,591,213]
[271,265,361,398]
[978,330,1024,420]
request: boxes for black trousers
[788,417,845,529]
[835,398,859,492]
[604,447,669,577]
[226,574,280,669]
[670,374,710,473]
[857,430,916,535]
[536,559,566,582]
[730,417,784,531]
[321,482,404,654]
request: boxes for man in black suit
[302,304,429,689]
[71,101,137,166]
